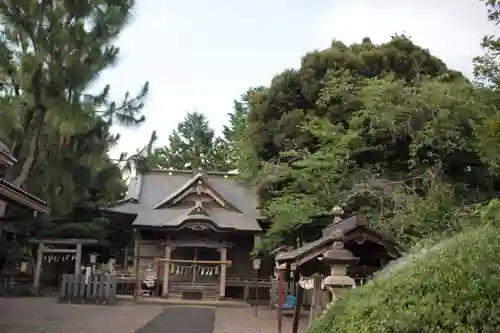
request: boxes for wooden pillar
[32,242,44,292]
[277,268,285,333]
[219,247,227,298]
[133,231,139,273]
[134,240,141,302]
[74,243,82,275]
[292,283,304,333]
[123,247,129,273]
[309,274,323,327]
[162,245,172,297]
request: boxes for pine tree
[0,0,149,216]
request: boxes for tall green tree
[0,0,149,217]
[222,87,266,172]
[0,0,153,270]
[153,111,232,171]
[474,0,500,87]
[473,0,500,172]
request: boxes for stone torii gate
[30,238,98,293]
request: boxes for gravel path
[212,307,308,333]
[213,307,263,333]
[134,307,215,333]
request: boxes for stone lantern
[319,229,359,303]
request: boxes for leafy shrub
[308,225,500,333]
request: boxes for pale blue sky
[100,0,498,158]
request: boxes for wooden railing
[115,275,273,301]
[59,274,117,305]
[226,276,272,287]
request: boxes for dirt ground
[0,297,309,333]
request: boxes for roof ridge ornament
[331,229,346,249]
[331,206,344,224]
[194,199,203,209]
[320,228,358,265]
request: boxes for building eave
[0,149,16,168]
[0,179,50,214]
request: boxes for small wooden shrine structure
[30,238,98,292]
[274,213,403,333]
[275,214,401,280]
[104,168,270,300]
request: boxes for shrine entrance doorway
[160,243,231,299]
[169,247,220,287]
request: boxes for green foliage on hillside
[308,222,500,333]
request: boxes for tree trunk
[0,111,44,232]
[13,112,44,188]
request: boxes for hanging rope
[154,258,231,265]
[168,263,221,276]
[42,254,76,263]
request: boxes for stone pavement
[0,298,308,333]
[134,307,215,333]
[0,297,163,333]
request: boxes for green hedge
[308,226,500,333]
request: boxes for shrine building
[104,168,268,300]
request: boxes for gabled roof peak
[152,171,242,212]
[149,168,239,178]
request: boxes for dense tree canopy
[237,32,500,253]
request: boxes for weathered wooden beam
[29,238,98,245]
[153,258,232,265]
[132,255,157,260]
[42,248,77,254]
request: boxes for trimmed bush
[308,226,500,333]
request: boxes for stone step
[169,284,219,292]
[167,291,220,301]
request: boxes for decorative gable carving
[168,192,219,208]
[183,222,212,231]
[152,172,241,212]
[175,203,220,232]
